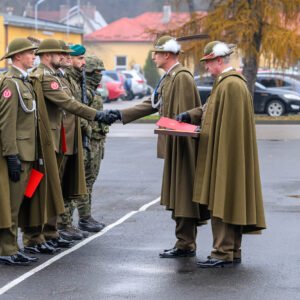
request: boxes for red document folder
[24,169,44,198]
[156,117,198,132]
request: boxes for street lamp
[35,0,46,33]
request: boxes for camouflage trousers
[58,138,105,225]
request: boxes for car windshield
[255,82,267,90]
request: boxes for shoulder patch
[2,88,12,99]
[50,81,59,90]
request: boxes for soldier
[106,36,209,258]
[55,42,91,240]
[75,55,108,232]
[22,39,113,254]
[177,41,266,268]
[0,38,64,264]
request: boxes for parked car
[256,74,300,93]
[197,82,300,116]
[99,74,126,102]
[122,70,148,100]
[103,70,126,84]
[96,80,109,102]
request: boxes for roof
[84,11,207,42]
[0,13,84,34]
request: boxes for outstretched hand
[175,112,191,124]
[95,110,121,125]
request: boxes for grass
[138,114,300,123]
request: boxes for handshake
[94,109,121,125]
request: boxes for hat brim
[199,50,234,62]
[0,45,38,61]
[150,48,184,54]
[35,48,68,55]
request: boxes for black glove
[108,109,121,121]
[94,110,117,125]
[6,155,21,182]
[176,112,191,123]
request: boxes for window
[115,56,127,71]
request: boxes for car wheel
[266,99,285,117]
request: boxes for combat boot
[58,225,89,240]
[78,216,105,233]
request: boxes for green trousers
[0,162,32,256]
[210,216,242,261]
[174,217,198,251]
[68,139,104,220]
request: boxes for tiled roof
[84,12,206,42]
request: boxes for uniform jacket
[0,67,36,161]
[189,70,266,232]
[121,64,209,220]
[0,66,64,227]
[31,64,97,153]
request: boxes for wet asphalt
[1,129,300,300]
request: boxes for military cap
[36,39,67,55]
[58,40,74,53]
[151,35,182,54]
[1,38,37,60]
[200,41,234,62]
[85,55,105,73]
[70,44,86,56]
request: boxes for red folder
[24,169,44,198]
[61,124,67,153]
[156,117,198,132]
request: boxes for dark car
[256,74,300,93]
[197,82,300,116]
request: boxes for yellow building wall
[85,42,152,70]
[0,23,82,69]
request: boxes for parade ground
[1,121,300,300]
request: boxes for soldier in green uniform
[106,36,209,258]
[75,55,108,232]
[55,42,90,240]
[0,38,64,264]
[22,39,114,254]
[177,41,266,268]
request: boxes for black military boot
[58,225,89,240]
[78,216,105,233]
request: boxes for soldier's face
[71,55,85,71]
[50,53,63,69]
[152,52,167,69]
[16,50,36,70]
[204,58,222,77]
[60,53,72,68]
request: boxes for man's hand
[108,109,121,121]
[94,110,121,125]
[6,155,21,182]
[176,112,191,123]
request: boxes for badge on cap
[50,81,59,90]
[2,89,12,99]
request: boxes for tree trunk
[242,55,259,95]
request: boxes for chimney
[162,5,171,24]
[60,4,70,20]
[24,3,33,17]
[6,7,14,16]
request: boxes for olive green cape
[190,70,266,232]
[159,66,209,220]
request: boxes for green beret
[70,44,86,56]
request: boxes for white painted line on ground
[0,197,161,296]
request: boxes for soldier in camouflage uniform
[75,55,108,232]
